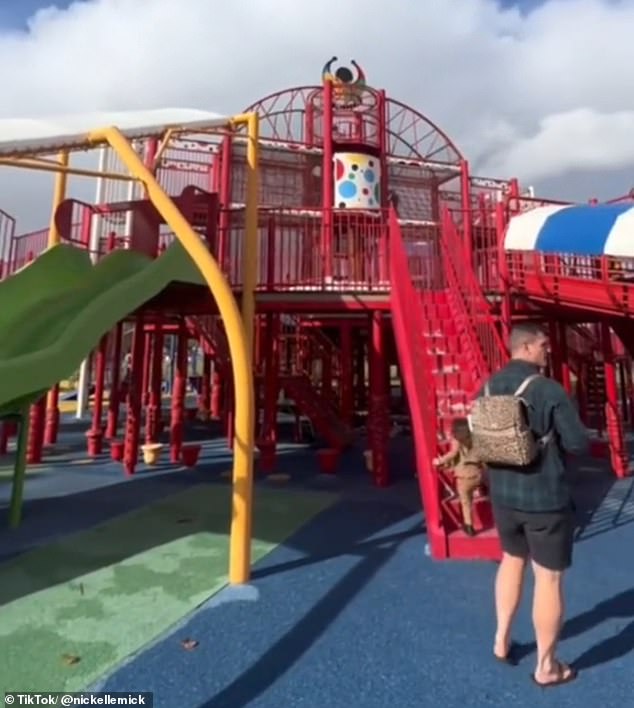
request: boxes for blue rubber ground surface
[95,468,634,708]
[2,420,633,708]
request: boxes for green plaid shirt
[478,359,589,512]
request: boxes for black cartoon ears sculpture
[322,57,367,106]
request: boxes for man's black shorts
[492,503,575,571]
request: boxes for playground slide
[0,242,206,417]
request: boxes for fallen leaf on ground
[62,654,81,666]
[180,639,199,651]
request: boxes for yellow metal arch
[81,118,259,584]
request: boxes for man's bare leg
[494,552,527,657]
[532,562,575,683]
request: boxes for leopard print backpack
[469,374,553,466]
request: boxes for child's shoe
[463,524,476,536]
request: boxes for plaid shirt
[478,359,589,512]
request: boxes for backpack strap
[513,373,541,397]
[483,373,541,398]
[513,373,554,448]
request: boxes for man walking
[474,323,589,687]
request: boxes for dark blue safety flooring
[1,417,633,708]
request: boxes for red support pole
[459,159,473,260]
[548,320,563,381]
[87,335,108,456]
[210,369,223,419]
[368,311,390,487]
[495,202,512,342]
[624,360,634,428]
[27,396,46,465]
[558,322,572,395]
[123,318,145,475]
[170,320,188,463]
[261,313,276,442]
[225,383,235,449]
[259,313,280,472]
[266,217,276,289]
[618,360,630,425]
[355,333,366,411]
[217,135,233,272]
[141,330,152,407]
[106,322,123,439]
[254,315,263,375]
[577,360,587,423]
[0,422,9,455]
[322,341,333,396]
[44,384,60,446]
[322,79,334,283]
[199,351,212,416]
[378,90,388,210]
[298,329,310,375]
[602,322,628,477]
[147,326,164,443]
[340,323,354,424]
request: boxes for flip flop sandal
[531,661,578,688]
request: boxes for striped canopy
[504,204,634,257]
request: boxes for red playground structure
[1,58,633,564]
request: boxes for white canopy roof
[0,108,231,158]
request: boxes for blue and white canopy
[504,204,634,257]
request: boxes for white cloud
[2,0,634,230]
[482,108,634,180]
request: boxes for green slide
[0,241,212,526]
[0,241,207,418]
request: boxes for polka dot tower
[334,154,380,208]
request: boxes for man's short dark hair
[509,322,546,353]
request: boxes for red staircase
[440,210,507,381]
[281,373,353,450]
[566,323,630,474]
[421,292,469,440]
[191,312,353,450]
[188,315,230,370]
[280,314,343,412]
[565,325,606,432]
[275,313,353,449]
[389,207,506,560]
[584,358,606,432]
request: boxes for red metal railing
[8,228,49,273]
[506,249,634,283]
[398,221,443,290]
[4,202,395,294]
[388,208,443,547]
[504,246,634,315]
[441,209,507,389]
[496,189,634,315]
[471,195,501,292]
[0,208,16,278]
[224,207,390,291]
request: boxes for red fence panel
[0,208,16,279]
[224,207,390,292]
[10,228,48,273]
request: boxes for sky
[2,0,634,231]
